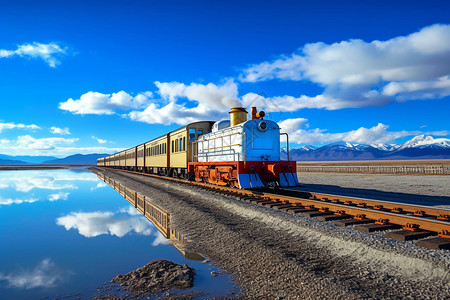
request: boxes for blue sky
[0,0,449,157]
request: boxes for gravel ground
[93,168,450,299]
[296,172,450,207]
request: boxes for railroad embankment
[92,167,450,299]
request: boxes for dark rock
[111,260,194,296]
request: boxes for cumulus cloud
[0,42,68,67]
[48,192,69,201]
[240,24,450,110]
[56,210,153,238]
[92,136,107,144]
[155,79,240,108]
[0,197,39,206]
[60,80,240,125]
[0,135,122,157]
[0,122,40,133]
[128,79,239,125]
[58,91,153,115]
[50,126,70,135]
[278,118,450,145]
[0,259,64,289]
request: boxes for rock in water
[112,260,194,296]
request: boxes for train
[97,106,299,189]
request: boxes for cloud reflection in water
[0,259,64,289]
[0,170,99,192]
[56,208,153,238]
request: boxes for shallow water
[0,168,237,299]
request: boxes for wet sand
[93,167,450,299]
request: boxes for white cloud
[48,192,69,201]
[92,136,107,144]
[0,197,39,206]
[0,135,122,157]
[128,79,239,125]
[240,24,450,110]
[17,135,77,150]
[58,91,153,115]
[278,118,450,145]
[50,126,70,135]
[0,42,68,67]
[0,122,40,133]
[0,259,64,289]
[155,79,240,108]
[152,231,169,246]
[60,80,239,125]
[56,210,153,238]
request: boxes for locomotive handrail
[191,141,198,162]
[280,132,289,161]
[196,148,238,161]
[243,132,247,167]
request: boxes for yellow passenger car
[125,148,136,168]
[144,134,169,173]
[169,121,214,177]
[136,143,145,168]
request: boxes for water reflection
[0,169,236,299]
[96,171,204,261]
[56,209,153,238]
[0,169,98,192]
[0,259,66,289]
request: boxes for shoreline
[93,167,450,299]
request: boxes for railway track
[97,167,450,250]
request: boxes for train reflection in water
[96,171,204,261]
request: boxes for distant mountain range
[282,135,450,161]
[1,135,449,165]
[0,153,110,165]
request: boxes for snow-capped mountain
[286,135,450,161]
[369,143,400,151]
[397,135,450,150]
[300,145,317,151]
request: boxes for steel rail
[97,167,450,234]
[275,189,450,218]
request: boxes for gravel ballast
[93,168,450,299]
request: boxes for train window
[172,140,174,153]
[179,137,183,151]
[183,137,186,151]
[189,128,196,142]
[198,129,203,138]
[164,143,166,154]
[176,139,179,152]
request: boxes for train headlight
[257,121,268,132]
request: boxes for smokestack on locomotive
[229,107,248,126]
